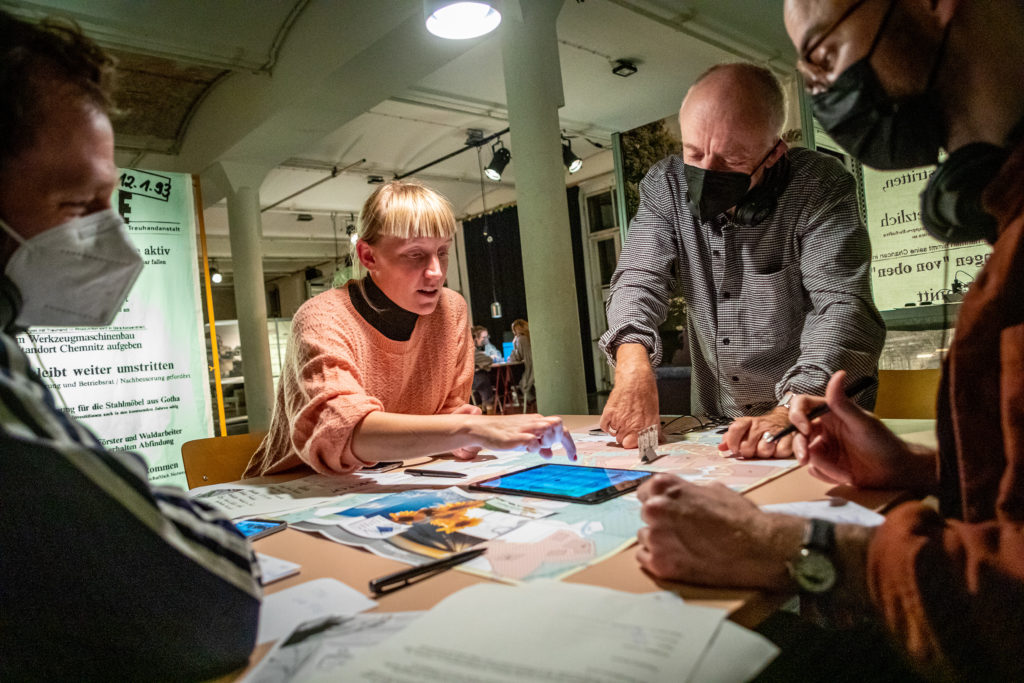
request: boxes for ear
[355,240,376,271]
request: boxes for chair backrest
[181,430,268,489]
[874,369,942,419]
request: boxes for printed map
[272,428,799,584]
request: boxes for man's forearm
[614,343,654,380]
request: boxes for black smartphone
[235,518,288,541]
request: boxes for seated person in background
[472,324,502,362]
[599,62,884,458]
[508,318,534,407]
[471,326,495,411]
[245,181,574,477]
[638,0,1024,678]
[0,12,260,680]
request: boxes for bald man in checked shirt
[599,62,884,459]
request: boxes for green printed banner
[861,164,991,311]
[17,169,212,488]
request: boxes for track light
[424,1,501,40]
[210,266,223,284]
[484,140,511,181]
[346,223,358,246]
[562,139,582,174]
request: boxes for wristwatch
[787,518,837,594]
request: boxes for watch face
[791,549,837,594]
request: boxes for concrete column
[500,0,586,414]
[205,162,275,431]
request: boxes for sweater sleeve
[285,305,384,475]
[440,293,473,413]
[868,500,1024,678]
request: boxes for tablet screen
[469,464,651,504]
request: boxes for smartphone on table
[235,518,288,541]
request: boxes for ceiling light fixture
[484,140,511,181]
[424,1,501,40]
[210,265,223,284]
[562,138,583,174]
[612,59,638,77]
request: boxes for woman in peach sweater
[244,181,574,477]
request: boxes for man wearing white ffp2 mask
[0,11,260,681]
[0,209,142,329]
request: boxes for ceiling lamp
[424,1,501,40]
[483,140,511,181]
[210,265,223,284]
[562,139,583,174]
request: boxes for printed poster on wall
[861,164,991,312]
[16,169,212,488]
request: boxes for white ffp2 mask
[0,209,143,328]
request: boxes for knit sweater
[243,284,473,477]
[865,133,1024,679]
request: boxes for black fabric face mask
[684,141,780,223]
[810,0,948,170]
[812,56,944,170]
[684,166,751,223]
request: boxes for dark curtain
[566,186,596,394]
[462,190,596,394]
[463,206,527,346]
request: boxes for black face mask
[811,0,947,170]
[684,141,780,223]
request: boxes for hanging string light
[477,146,502,319]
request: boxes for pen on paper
[404,468,466,478]
[369,547,486,595]
[763,375,874,443]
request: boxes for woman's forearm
[351,411,473,462]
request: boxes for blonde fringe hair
[351,180,456,309]
[351,180,456,282]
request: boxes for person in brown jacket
[635,1,1024,679]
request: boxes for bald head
[678,63,786,178]
[683,63,785,140]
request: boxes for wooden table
[489,360,523,414]
[235,416,934,675]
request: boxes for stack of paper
[308,581,778,682]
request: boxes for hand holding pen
[786,371,936,490]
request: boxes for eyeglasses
[661,414,732,436]
[797,0,891,92]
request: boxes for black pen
[369,547,486,595]
[404,468,466,478]
[763,375,875,443]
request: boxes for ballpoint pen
[369,547,487,595]
[763,375,874,443]
[404,468,466,478]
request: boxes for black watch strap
[804,518,836,554]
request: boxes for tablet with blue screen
[468,464,652,504]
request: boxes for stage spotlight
[562,139,582,174]
[484,141,511,181]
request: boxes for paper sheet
[256,553,301,585]
[315,581,732,683]
[761,499,886,526]
[189,474,375,519]
[688,620,780,682]
[256,578,376,645]
[242,612,421,683]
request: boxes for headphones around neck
[920,142,1007,244]
[734,152,792,227]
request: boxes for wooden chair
[181,430,267,489]
[874,369,942,419]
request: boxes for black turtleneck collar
[348,275,419,341]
